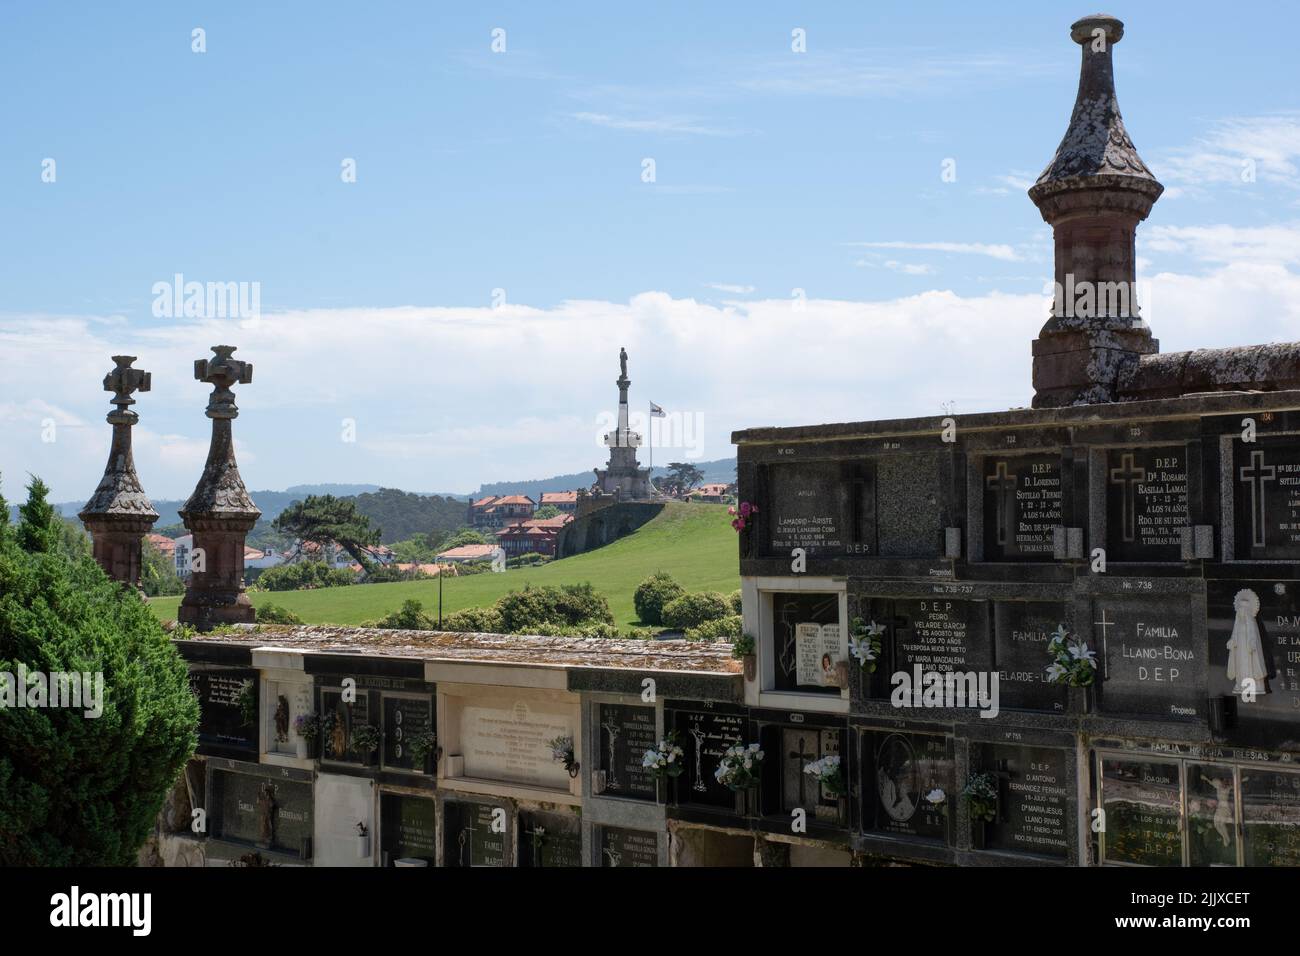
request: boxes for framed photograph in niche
[768,591,845,695]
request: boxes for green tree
[0,472,9,536]
[532,505,561,520]
[662,591,731,630]
[0,511,200,864]
[662,462,705,497]
[55,519,91,563]
[142,537,184,597]
[390,534,438,564]
[16,477,58,554]
[273,495,382,570]
[371,599,435,630]
[435,528,491,552]
[634,571,685,626]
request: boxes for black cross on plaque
[986,461,1017,547]
[788,735,817,806]
[1240,450,1277,549]
[522,822,546,866]
[1110,453,1147,543]
[456,810,479,867]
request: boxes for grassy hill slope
[149,502,738,627]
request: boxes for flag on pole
[650,402,666,417]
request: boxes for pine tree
[16,476,58,554]
[0,472,9,537]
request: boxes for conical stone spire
[1028,14,1164,408]
[80,356,159,591]
[178,346,261,630]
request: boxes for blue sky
[3,2,1300,502]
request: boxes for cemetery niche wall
[730,13,1300,867]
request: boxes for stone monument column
[79,356,159,591]
[1027,14,1163,407]
[178,346,261,630]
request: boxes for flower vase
[743,654,757,682]
[357,833,371,860]
[295,737,308,759]
[971,820,987,850]
[1068,684,1091,715]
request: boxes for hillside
[350,488,469,544]
[47,483,386,525]
[148,502,738,627]
[475,457,736,500]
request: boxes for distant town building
[540,491,579,514]
[495,513,573,557]
[686,483,732,503]
[436,543,499,563]
[468,494,536,529]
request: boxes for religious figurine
[1204,775,1235,849]
[330,705,349,758]
[274,695,289,743]
[1227,588,1269,697]
[619,347,628,379]
[256,781,277,847]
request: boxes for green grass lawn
[149,501,739,627]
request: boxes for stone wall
[556,501,664,558]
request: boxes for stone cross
[788,736,816,805]
[986,461,1017,548]
[103,355,151,423]
[194,344,253,419]
[1109,453,1147,543]
[1239,450,1277,550]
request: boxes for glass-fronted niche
[318,681,436,773]
[1097,752,1300,866]
[765,591,845,695]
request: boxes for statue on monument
[620,346,628,379]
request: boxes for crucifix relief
[986,461,1017,547]
[689,723,708,793]
[786,734,817,807]
[1110,453,1146,543]
[601,715,621,790]
[1239,450,1276,550]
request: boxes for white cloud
[704,282,756,294]
[848,240,1023,262]
[7,242,1300,503]
[570,111,738,136]
[735,51,1053,99]
[1144,223,1300,266]
[1156,114,1300,195]
[883,261,935,275]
